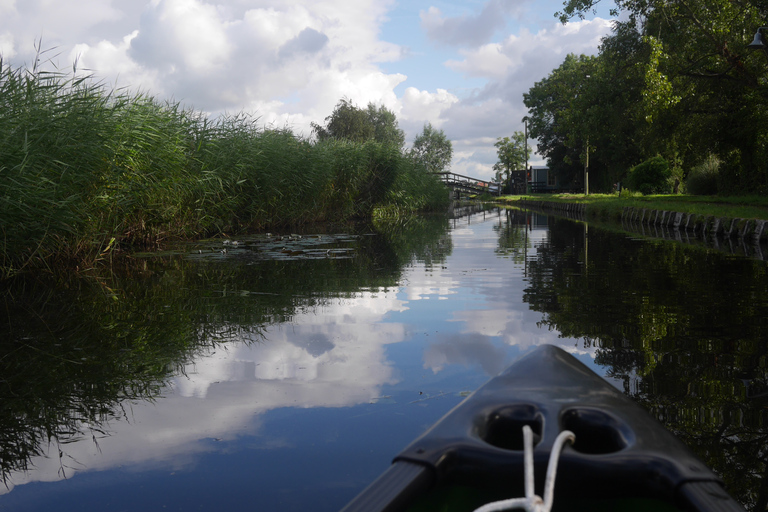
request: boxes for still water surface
[0,206,766,511]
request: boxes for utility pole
[581,73,591,196]
[523,117,529,172]
[584,139,589,195]
[523,117,529,194]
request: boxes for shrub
[685,154,720,195]
[626,156,672,195]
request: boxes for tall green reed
[0,58,448,276]
[0,58,112,271]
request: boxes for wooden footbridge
[432,172,501,197]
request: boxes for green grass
[499,193,768,222]
[0,59,449,277]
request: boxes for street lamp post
[523,117,529,194]
[581,75,591,196]
[584,139,589,196]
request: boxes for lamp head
[748,27,767,50]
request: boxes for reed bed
[0,60,448,277]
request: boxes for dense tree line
[312,99,453,174]
[524,0,768,194]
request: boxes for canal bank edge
[514,199,768,246]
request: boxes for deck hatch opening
[481,404,544,451]
[561,408,630,454]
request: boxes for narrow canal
[0,205,766,511]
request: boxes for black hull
[341,345,744,512]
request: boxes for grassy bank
[498,193,768,222]
[0,61,448,277]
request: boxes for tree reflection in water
[515,212,768,510]
[3,206,766,510]
[0,215,453,488]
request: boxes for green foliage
[311,98,405,149]
[524,54,589,186]
[366,103,406,149]
[311,98,373,143]
[685,154,720,196]
[546,0,768,195]
[379,157,450,215]
[504,192,768,221]
[638,36,681,124]
[493,132,530,187]
[626,156,672,195]
[410,122,453,174]
[0,62,443,276]
[523,53,636,192]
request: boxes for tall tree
[493,132,530,188]
[410,123,453,173]
[524,54,594,189]
[366,103,406,149]
[312,99,405,149]
[524,50,646,191]
[554,0,768,193]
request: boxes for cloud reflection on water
[3,288,410,491]
[4,211,598,498]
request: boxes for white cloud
[2,288,408,491]
[70,31,162,91]
[420,0,530,47]
[0,31,15,59]
[278,27,329,59]
[0,0,615,183]
[0,0,16,15]
[129,0,233,74]
[399,87,458,130]
[0,0,123,64]
[447,19,613,80]
[435,18,615,181]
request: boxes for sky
[0,0,617,182]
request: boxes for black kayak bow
[340,345,744,512]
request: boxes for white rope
[472,426,575,512]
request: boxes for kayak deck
[340,345,744,512]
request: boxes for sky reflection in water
[1,210,606,512]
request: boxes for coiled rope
[473,426,576,512]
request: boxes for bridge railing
[431,172,501,196]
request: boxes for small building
[528,166,560,193]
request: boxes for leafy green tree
[410,123,453,173]
[524,55,594,189]
[554,0,768,194]
[311,98,372,143]
[493,132,530,189]
[366,103,406,149]
[523,49,647,192]
[312,99,405,149]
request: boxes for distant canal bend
[0,206,766,511]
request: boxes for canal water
[0,206,766,511]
